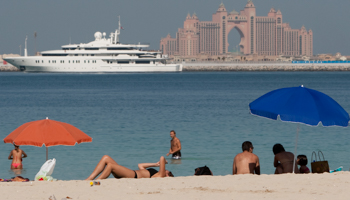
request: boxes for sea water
[0,71,349,180]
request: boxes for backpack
[194,165,213,175]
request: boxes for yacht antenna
[24,36,28,57]
[113,16,121,44]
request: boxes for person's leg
[158,156,167,177]
[86,155,118,180]
[96,163,135,179]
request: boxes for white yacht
[4,19,182,73]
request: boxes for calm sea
[0,72,349,180]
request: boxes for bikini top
[147,168,158,177]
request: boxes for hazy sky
[1,0,349,55]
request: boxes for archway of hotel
[227,25,245,55]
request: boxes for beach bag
[194,165,213,175]
[311,151,329,173]
[35,158,56,181]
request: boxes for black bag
[194,165,213,175]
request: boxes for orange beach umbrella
[4,117,92,160]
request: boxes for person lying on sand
[232,141,260,175]
[273,143,299,174]
[86,155,173,180]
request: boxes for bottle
[90,181,101,186]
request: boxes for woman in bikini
[86,155,173,180]
[8,143,27,169]
[273,143,299,174]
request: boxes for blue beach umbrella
[249,85,349,172]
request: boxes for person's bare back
[8,144,27,169]
[233,141,260,175]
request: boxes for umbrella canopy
[249,85,350,127]
[249,85,349,173]
[4,118,92,160]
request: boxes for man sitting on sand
[232,141,260,175]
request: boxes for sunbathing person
[232,141,260,175]
[86,155,173,180]
[273,143,299,174]
[8,143,27,169]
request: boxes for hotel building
[160,1,313,58]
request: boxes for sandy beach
[0,172,349,200]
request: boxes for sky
[1,0,349,56]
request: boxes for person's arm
[232,158,237,175]
[21,150,27,158]
[138,162,159,170]
[8,151,13,160]
[166,147,172,156]
[273,156,279,167]
[255,157,261,175]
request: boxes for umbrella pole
[293,124,300,173]
[46,146,48,161]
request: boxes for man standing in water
[8,143,27,169]
[232,141,260,175]
[166,130,182,159]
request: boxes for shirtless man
[232,141,260,175]
[8,143,27,169]
[166,130,182,159]
[273,143,299,174]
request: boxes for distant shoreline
[182,62,350,71]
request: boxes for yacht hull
[4,57,182,73]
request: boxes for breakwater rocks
[182,63,350,71]
[0,66,19,72]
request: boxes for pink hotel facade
[160,1,313,58]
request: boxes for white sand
[0,172,349,200]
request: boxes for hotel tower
[160,1,313,58]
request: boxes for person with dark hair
[166,130,182,159]
[232,141,260,175]
[8,143,27,169]
[86,156,173,180]
[273,143,299,174]
[297,155,310,174]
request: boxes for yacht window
[69,60,70,63]
[73,60,74,63]
[42,60,43,63]
[69,48,76,50]
[85,48,99,50]
[107,47,132,50]
[49,60,50,63]
[84,60,86,63]
[118,61,129,64]
[135,61,150,64]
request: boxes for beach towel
[0,176,30,182]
